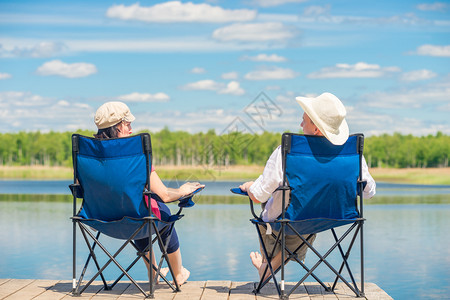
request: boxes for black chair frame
[249,133,367,299]
[70,133,185,298]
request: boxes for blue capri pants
[134,202,180,254]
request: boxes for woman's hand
[179,182,205,196]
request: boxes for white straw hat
[94,101,135,129]
[295,92,349,145]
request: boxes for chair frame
[70,133,184,298]
[249,133,366,299]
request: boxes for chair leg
[331,226,360,293]
[360,221,365,297]
[74,225,109,294]
[286,223,361,297]
[253,223,281,296]
[77,222,149,297]
[152,221,180,292]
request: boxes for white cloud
[2,37,287,54]
[303,5,331,16]
[212,22,297,42]
[401,69,437,81]
[364,77,450,109]
[245,67,298,80]
[265,85,281,90]
[0,41,66,58]
[414,44,450,57]
[36,60,97,78]
[0,72,12,80]
[118,92,170,102]
[308,62,401,79]
[182,79,245,95]
[183,79,223,91]
[252,0,307,7]
[191,67,206,74]
[221,72,239,80]
[218,81,245,95]
[0,91,48,107]
[241,53,287,62]
[106,1,256,23]
[417,2,449,11]
[57,100,70,106]
[0,91,94,132]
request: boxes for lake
[0,180,449,299]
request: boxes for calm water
[0,180,450,299]
[1,179,450,196]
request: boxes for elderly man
[239,92,376,280]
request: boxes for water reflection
[0,195,449,299]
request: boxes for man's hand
[239,181,254,192]
[239,181,260,203]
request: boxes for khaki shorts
[258,224,316,262]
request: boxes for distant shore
[0,165,449,185]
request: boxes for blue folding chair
[232,133,366,299]
[69,133,200,298]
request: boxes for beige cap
[94,101,135,129]
[295,92,349,145]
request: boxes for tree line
[0,129,448,168]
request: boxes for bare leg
[167,248,190,285]
[143,248,190,285]
[250,251,282,282]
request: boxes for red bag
[145,195,161,220]
[144,166,161,219]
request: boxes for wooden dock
[0,279,392,299]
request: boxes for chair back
[282,134,363,222]
[73,133,152,221]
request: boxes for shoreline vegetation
[1,193,449,205]
[0,165,449,185]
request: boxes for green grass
[1,165,450,186]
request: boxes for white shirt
[249,146,376,222]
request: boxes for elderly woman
[93,101,203,285]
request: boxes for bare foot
[174,267,190,286]
[156,267,169,284]
[250,251,262,270]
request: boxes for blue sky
[0,0,449,136]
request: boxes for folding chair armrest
[145,187,203,208]
[230,188,261,220]
[249,199,261,220]
[357,180,367,195]
[69,183,84,198]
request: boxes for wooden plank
[332,282,355,300]
[201,280,231,300]
[304,281,326,299]
[0,279,34,299]
[115,283,143,300]
[91,282,132,300]
[286,282,310,300]
[363,282,393,300]
[114,281,176,300]
[255,282,279,300]
[173,281,206,300]
[32,280,72,300]
[0,280,394,300]
[321,283,338,300]
[3,280,57,300]
[60,281,105,299]
[229,281,256,300]
[0,280,11,287]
